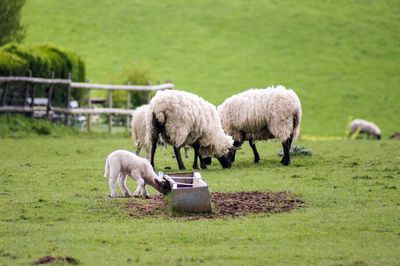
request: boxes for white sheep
[104,150,171,198]
[145,90,235,170]
[349,119,381,140]
[218,85,302,165]
[131,104,191,159]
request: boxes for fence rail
[0,75,174,133]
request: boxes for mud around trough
[126,191,304,220]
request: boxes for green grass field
[2,1,399,265]
[21,0,400,136]
[0,136,399,265]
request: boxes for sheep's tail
[292,108,302,140]
[104,156,110,178]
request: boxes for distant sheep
[104,150,171,198]
[131,104,191,159]
[145,90,235,170]
[349,119,381,140]
[218,85,302,165]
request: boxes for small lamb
[104,150,171,198]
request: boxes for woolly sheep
[145,90,235,170]
[349,119,381,140]
[218,85,302,165]
[130,104,191,159]
[104,150,171,198]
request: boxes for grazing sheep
[145,90,235,170]
[104,150,171,198]
[131,105,192,160]
[218,85,302,165]
[349,119,381,140]
[131,105,151,158]
[389,132,400,140]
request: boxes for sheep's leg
[280,137,293,166]
[174,146,186,170]
[118,174,131,197]
[232,141,243,163]
[192,143,205,169]
[108,171,119,198]
[135,144,142,156]
[150,137,158,169]
[184,146,190,158]
[249,140,260,163]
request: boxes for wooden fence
[0,75,174,133]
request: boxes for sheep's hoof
[109,194,118,198]
[280,160,290,166]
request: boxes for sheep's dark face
[376,134,381,140]
[217,148,236,168]
[154,178,172,195]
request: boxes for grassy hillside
[21,0,400,136]
[0,137,399,265]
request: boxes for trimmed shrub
[0,43,86,102]
[0,50,28,76]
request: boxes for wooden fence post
[87,81,92,132]
[1,72,11,106]
[126,81,131,128]
[24,70,32,109]
[46,72,55,120]
[108,90,112,133]
[65,72,72,126]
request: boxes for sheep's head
[217,147,239,168]
[154,177,171,195]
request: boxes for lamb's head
[154,177,171,195]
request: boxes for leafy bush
[277,145,313,157]
[110,63,158,109]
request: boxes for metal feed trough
[159,172,212,213]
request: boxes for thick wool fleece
[131,104,150,157]
[145,90,233,157]
[218,85,302,143]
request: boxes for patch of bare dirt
[33,256,79,265]
[126,191,304,220]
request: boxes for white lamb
[218,85,302,165]
[145,90,235,170]
[131,104,191,159]
[349,119,381,140]
[104,150,171,198]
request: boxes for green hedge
[0,43,86,101]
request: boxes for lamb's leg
[108,170,119,198]
[280,136,293,166]
[131,176,145,197]
[174,146,186,170]
[118,174,131,197]
[249,139,260,163]
[141,185,149,199]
